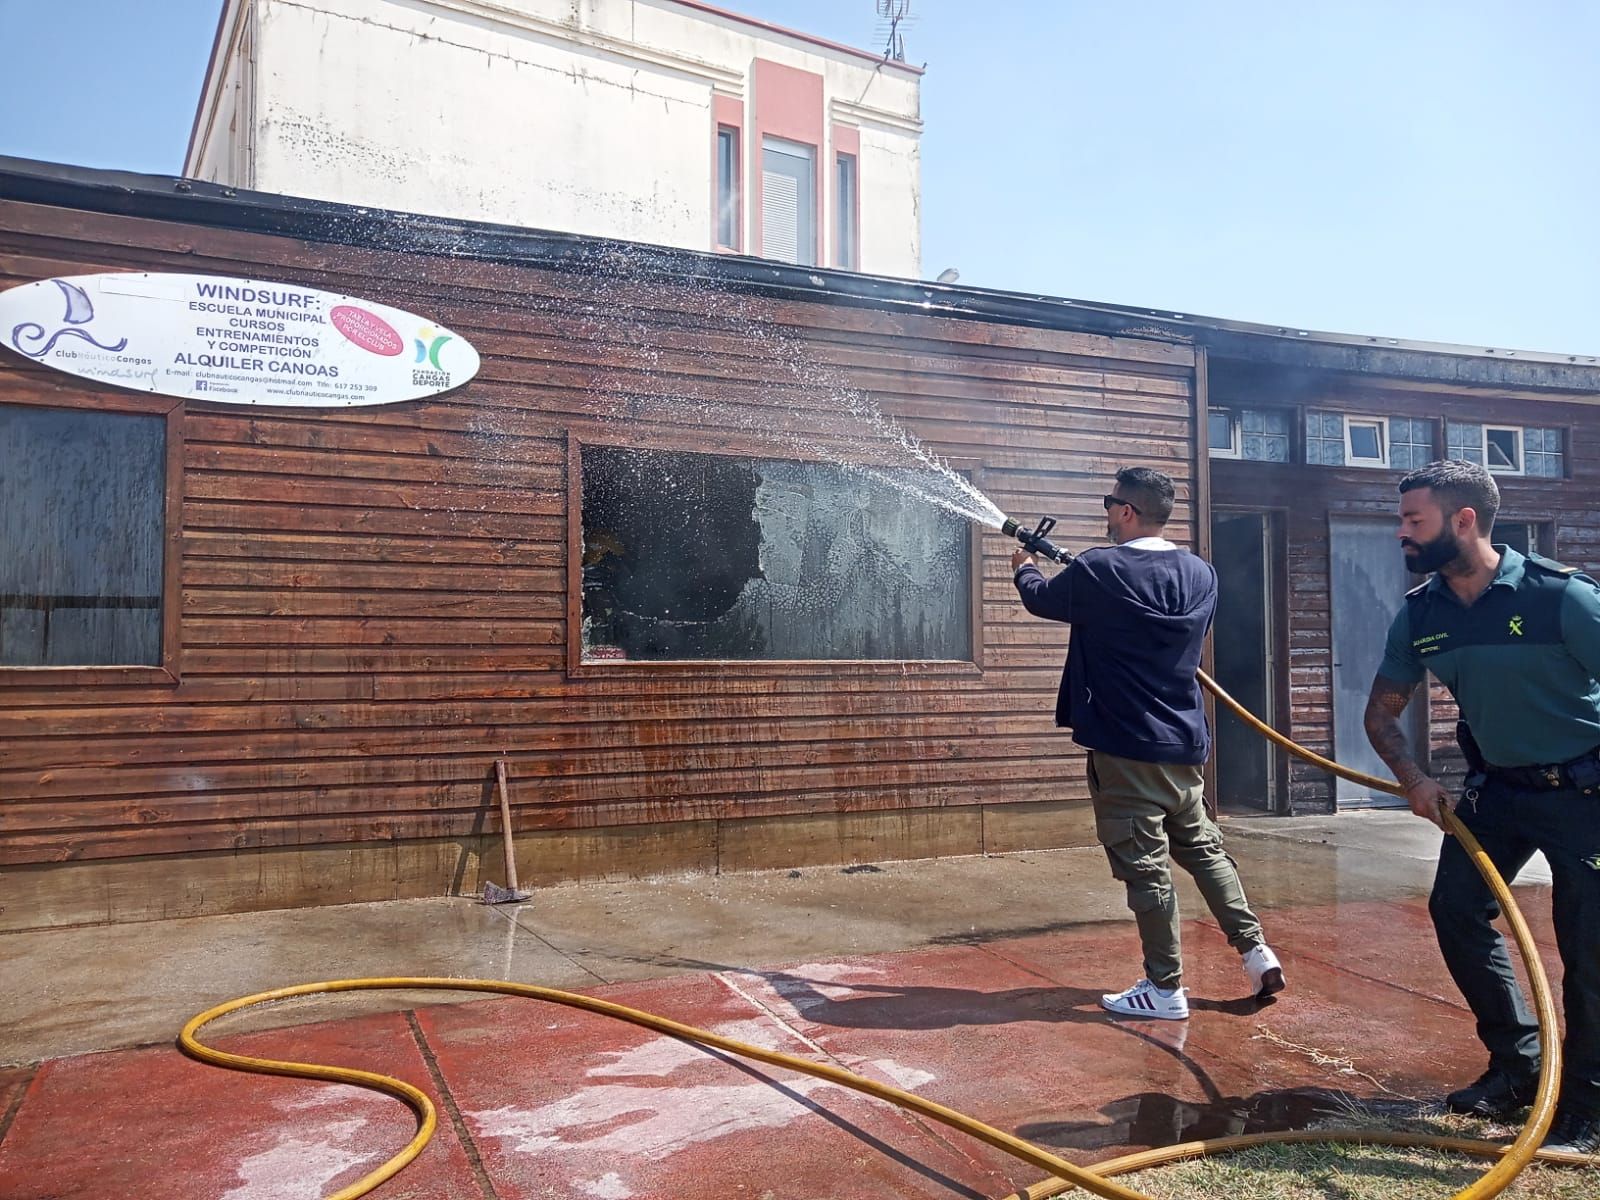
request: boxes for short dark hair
[1398,459,1499,534]
[1115,466,1175,525]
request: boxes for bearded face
[1402,521,1462,574]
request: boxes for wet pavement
[0,811,1567,1199]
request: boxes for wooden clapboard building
[1204,354,1600,816]
[3,157,1599,929]
[0,158,1206,929]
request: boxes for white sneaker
[1100,978,1189,1020]
[1243,943,1286,999]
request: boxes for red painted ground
[0,893,1560,1200]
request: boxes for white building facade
[187,0,924,277]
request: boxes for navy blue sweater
[1014,543,1217,765]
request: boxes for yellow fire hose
[180,671,1579,1200]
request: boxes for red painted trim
[711,95,744,251]
[751,59,824,264]
[666,0,923,76]
[831,124,861,271]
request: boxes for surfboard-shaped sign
[0,272,480,406]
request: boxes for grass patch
[1117,1107,1600,1200]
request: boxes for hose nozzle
[1002,515,1074,564]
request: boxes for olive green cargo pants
[1087,749,1265,990]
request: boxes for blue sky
[2,1,1596,353]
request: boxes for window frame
[760,136,818,266]
[0,391,184,687]
[1207,407,1242,459]
[1387,416,1438,471]
[1494,518,1554,559]
[1523,424,1568,479]
[834,151,859,271]
[715,124,741,252]
[1343,415,1390,468]
[564,429,984,679]
[1483,424,1525,475]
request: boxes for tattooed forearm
[1363,676,1428,791]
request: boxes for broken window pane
[1,405,165,666]
[581,446,973,661]
[1484,427,1522,472]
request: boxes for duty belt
[1485,747,1600,795]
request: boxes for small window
[1305,410,1346,466]
[1445,420,1485,465]
[1389,418,1438,471]
[835,152,859,270]
[1496,521,1549,557]
[581,446,972,661]
[716,125,740,250]
[1208,408,1240,458]
[1239,408,1291,462]
[1345,417,1389,467]
[1524,426,1565,478]
[1484,425,1523,474]
[761,137,817,266]
[1,405,166,666]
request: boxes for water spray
[1001,515,1075,564]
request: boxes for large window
[1,405,167,667]
[761,137,817,266]
[716,125,740,251]
[580,446,972,662]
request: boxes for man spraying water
[1011,466,1284,1019]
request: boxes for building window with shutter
[835,152,858,270]
[761,137,816,266]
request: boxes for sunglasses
[1103,494,1142,515]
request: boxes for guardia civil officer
[1365,459,1600,1155]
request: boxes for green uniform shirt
[1378,546,1600,768]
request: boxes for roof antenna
[874,0,913,62]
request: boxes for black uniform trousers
[1430,776,1600,1115]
